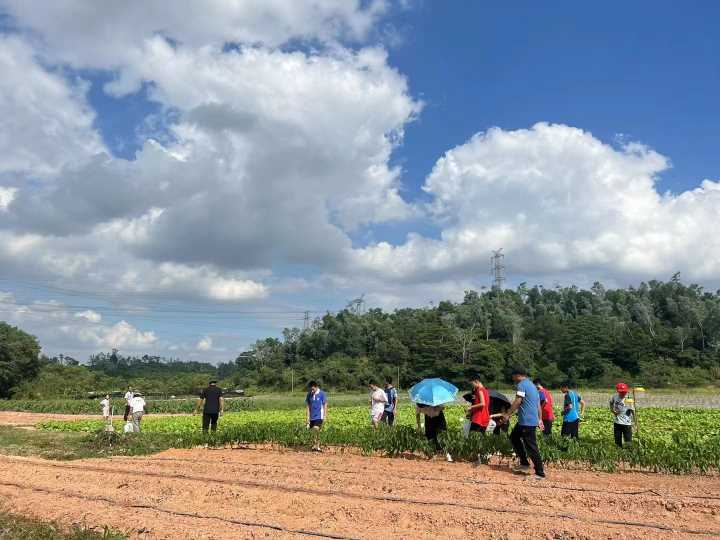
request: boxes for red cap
[616,383,629,393]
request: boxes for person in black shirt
[195,380,224,433]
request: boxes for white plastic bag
[486,419,496,433]
[123,421,133,434]
[462,419,471,438]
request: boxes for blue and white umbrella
[408,378,458,407]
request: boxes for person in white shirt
[123,386,134,421]
[100,395,110,420]
[129,392,146,433]
[369,383,388,428]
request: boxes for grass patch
[0,509,125,539]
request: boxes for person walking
[416,404,453,462]
[305,381,327,451]
[195,380,224,434]
[560,381,585,439]
[534,379,555,436]
[129,391,145,433]
[501,367,545,480]
[123,386,133,421]
[610,382,634,447]
[467,377,490,434]
[382,377,398,426]
[369,382,388,428]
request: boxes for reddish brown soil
[0,446,719,540]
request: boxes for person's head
[134,391,142,397]
[209,380,217,386]
[470,376,483,389]
[560,381,572,394]
[128,386,132,391]
[510,366,528,383]
[615,382,629,397]
[308,381,318,392]
[385,377,393,387]
[533,378,544,390]
[105,394,110,399]
[368,382,379,391]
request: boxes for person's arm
[503,396,523,420]
[305,396,310,424]
[538,400,544,430]
[219,396,225,415]
[563,395,572,414]
[610,397,618,416]
[323,397,328,422]
[579,398,586,418]
[468,391,486,411]
[195,395,204,415]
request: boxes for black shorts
[381,411,395,425]
[309,419,324,428]
[469,422,487,433]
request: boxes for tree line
[2,276,720,398]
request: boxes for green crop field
[38,403,720,475]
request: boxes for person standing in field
[305,381,327,452]
[467,377,490,434]
[609,382,634,447]
[123,386,133,421]
[560,381,585,439]
[100,394,111,421]
[382,377,398,426]
[416,404,453,462]
[195,380,224,434]
[501,367,545,480]
[369,382,388,428]
[534,379,555,436]
[129,391,146,433]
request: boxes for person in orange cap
[609,383,634,447]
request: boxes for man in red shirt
[468,377,490,433]
[534,378,554,436]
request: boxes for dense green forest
[2,277,720,398]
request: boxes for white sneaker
[445,453,454,462]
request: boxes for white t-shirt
[370,388,388,417]
[124,391,134,404]
[129,396,145,414]
[100,398,110,415]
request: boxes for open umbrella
[408,378,458,407]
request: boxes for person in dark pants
[382,377,398,426]
[534,379,554,436]
[195,380,224,433]
[416,404,452,462]
[123,386,133,421]
[610,382,634,447]
[501,366,545,480]
[560,381,585,439]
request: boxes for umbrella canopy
[488,389,511,405]
[408,378,458,407]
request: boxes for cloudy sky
[0,1,719,362]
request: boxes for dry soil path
[0,446,719,540]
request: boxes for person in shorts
[100,394,111,421]
[609,382,634,447]
[369,382,388,428]
[196,380,224,433]
[467,377,490,433]
[305,381,327,451]
[560,381,585,439]
[382,377,398,426]
[534,379,555,436]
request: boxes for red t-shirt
[471,387,490,427]
[540,388,554,421]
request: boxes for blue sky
[0,1,718,362]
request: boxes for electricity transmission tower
[347,294,366,315]
[303,310,311,330]
[490,249,506,290]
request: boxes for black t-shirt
[200,386,223,414]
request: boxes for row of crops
[38,404,720,474]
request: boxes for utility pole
[490,249,506,291]
[303,310,310,331]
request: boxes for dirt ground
[0,412,719,539]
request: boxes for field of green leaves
[38,403,720,475]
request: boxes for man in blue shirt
[501,366,545,479]
[382,377,398,426]
[305,381,327,451]
[560,381,585,439]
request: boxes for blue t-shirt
[384,386,398,412]
[305,389,327,421]
[516,378,540,427]
[563,391,581,422]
